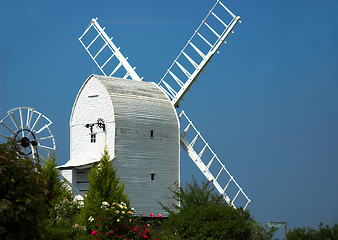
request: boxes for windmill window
[150,130,154,138]
[90,133,96,143]
[150,173,156,182]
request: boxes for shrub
[287,222,338,240]
[0,140,48,239]
[45,198,89,240]
[160,178,276,240]
[87,201,157,240]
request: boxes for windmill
[0,107,56,163]
[59,0,251,215]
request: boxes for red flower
[149,213,154,218]
[157,214,163,218]
[91,230,96,235]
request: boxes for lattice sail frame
[79,18,142,81]
[78,1,251,209]
[179,111,250,209]
[158,0,240,107]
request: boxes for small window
[150,173,156,181]
[150,130,154,138]
[90,134,96,143]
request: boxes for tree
[41,151,73,222]
[0,140,48,239]
[160,178,276,240]
[287,223,338,240]
[41,152,87,240]
[79,149,130,229]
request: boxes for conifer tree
[80,149,129,228]
[41,152,73,226]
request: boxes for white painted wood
[179,110,251,209]
[61,75,180,216]
[79,18,142,81]
[60,75,116,169]
[158,1,241,107]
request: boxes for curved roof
[59,75,177,169]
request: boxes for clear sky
[1,0,338,235]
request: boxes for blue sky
[1,0,338,235]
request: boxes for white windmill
[59,0,251,216]
[0,107,56,163]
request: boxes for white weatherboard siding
[60,75,116,199]
[70,75,115,163]
[99,76,180,216]
[61,75,179,216]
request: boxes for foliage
[0,140,48,239]
[39,150,88,239]
[287,222,338,240]
[79,149,130,230]
[41,151,73,224]
[45,198,89,240]
[160,178,276,240]
[88,201,158,239]
[0,140,280,239]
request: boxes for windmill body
[60,0,251,215]
[59,75,179,215]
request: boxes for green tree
[0,140,48,239]
[41,152,88,239]
[79,149,130,230]
[287,223,338,240]
[41,151,73,222]
[160,178,276,240]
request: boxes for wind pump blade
[179,110,250,209]
[158,1,240,107]
[79,18,142,81]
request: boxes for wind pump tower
[59,0,251,216]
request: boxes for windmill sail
[79,18,142,81]
[158,1,240,107]
[179,110,250,209]
[0,107,56,162]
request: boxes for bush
[287,222,338,240]
[45,198,88,240]
[87,201,157,240]
[160,178,275,240]
[0,140,48,239]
